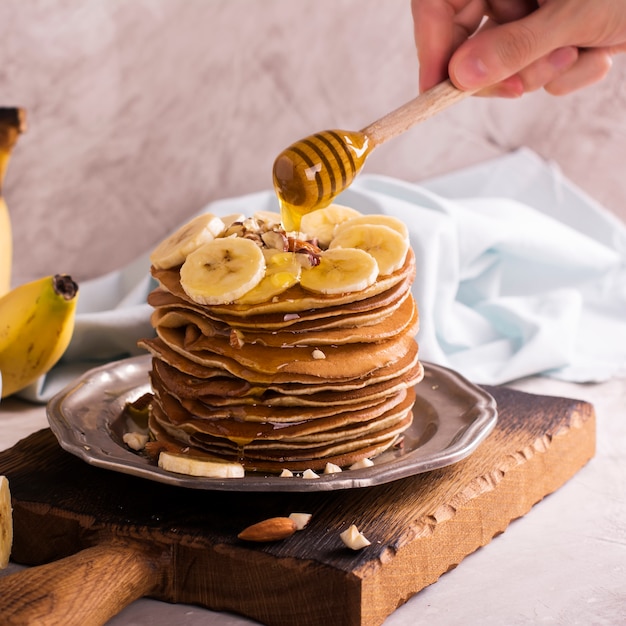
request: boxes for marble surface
[1,374,625,625]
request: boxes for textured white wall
[1,0,625,285]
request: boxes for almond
[229,328,245,348]
[340,524,371,550]
[288,512,312,531]
[349,458,374,470]
[238,516,297,542]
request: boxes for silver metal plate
[47,355,497,492]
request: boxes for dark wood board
[0,385,595,626]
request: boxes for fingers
[413,0,624,97]
[477,45,578,96]
[453,41,613,97]
[412,0,487,92]
[545,48,613,94]
[449,18,558,90]
[446,0,618,93]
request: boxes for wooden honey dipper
[272,79,474,230]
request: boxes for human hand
[411,0,626,96]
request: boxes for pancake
[147,410,407,473]
[151,247,416,317]
[147,257,415,332]
[137,206,423,475]
[155,324,418,379]
[147,388,415,472]
[150,355,424,406]
[140,335,422,391]
[150,292,418,347]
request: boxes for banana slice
[238,251,301,304]
[180,237,266,305]
[150,213,226,269]
[253,210,282,228]
[300,247,378,294]
[334,214,409,241]
[329,223,409,276]
[299,204,362,247]
[219,213,246,229]
[158,451,245,478]
[0,475,12,569]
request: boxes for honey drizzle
[273,129,371,231]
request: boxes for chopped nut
[261,230,288,251]
[311,348,326,360]
[123,432,149,451]
[222,222,245,238]
[287,237,322,267]
[302,469,320,479]
[289,513,312,531]
[349,458,374,470]
[238,517,297,542]
[242,217,260,232]
[324,462,342,474]
[340,524,371,550]
[283,313,300,322]
[280,468,294,477]
[293,252,316,269]
[229,328,245,348]
[243,232,264,247]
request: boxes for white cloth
[19,148,626,402]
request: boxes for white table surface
[1,373,624,626]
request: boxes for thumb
[449,11,566,90]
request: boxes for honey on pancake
[142,203,423,473]
[272,130,371,231]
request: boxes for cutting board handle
[0,542,161,626]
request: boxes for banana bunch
[0,109,80,399]
[0,108,26,298]
[0,274,79,398]
[151,204,410,305]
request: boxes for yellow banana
[0,108,26,297]
[0,274,79,398]
[0,475,11,569]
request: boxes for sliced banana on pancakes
[180,237,266,305]
[329,223,409,276]
[253,210,282,228]
[144,204,421,475]
[333,213,409,241]
[300,247,378,294]
[154,205,411,304]
[238,250,301,304]
[150,213,226,269]
[299,204,362,247]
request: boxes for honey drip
[272,80,474,231]
[272,129,371,231]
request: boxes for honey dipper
[273,79,474,231]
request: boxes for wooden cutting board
[0,385,595,626]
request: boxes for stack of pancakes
[139,223,423,474]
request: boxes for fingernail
[452,56,489,89]
[548,46,578,70]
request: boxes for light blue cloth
[19,148,626,402]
